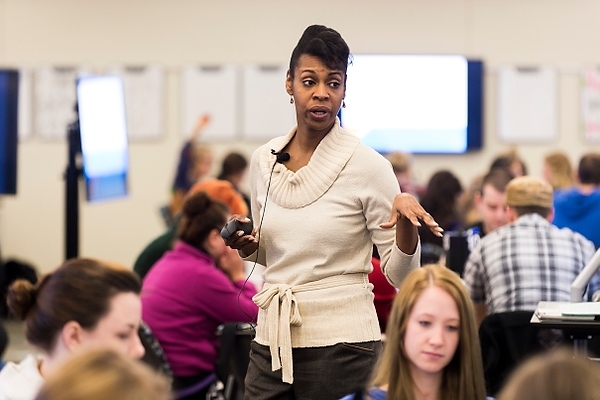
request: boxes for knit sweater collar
[259,118,360,209]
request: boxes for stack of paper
[560,302,600,317]
[535,301,597,321]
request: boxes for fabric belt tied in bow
[252,273,368,384]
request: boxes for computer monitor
[0,69,19,195]
[443,228,481,277]
[76,75,129,202]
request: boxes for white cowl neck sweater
[245,119,420,383]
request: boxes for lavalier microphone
[271,149,290,163]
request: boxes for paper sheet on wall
[180,64,239,141]
[242,64,295,141]
[580,67,600,142]
[106,65,166,141]
[18,68,33,141]
[497,66,558,143]
[33,66,91,140]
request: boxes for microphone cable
[235,153,281,331]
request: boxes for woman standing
[226,25,441,400]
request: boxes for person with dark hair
[0,258,38,318]
[553,152,600,247]
[0,258,145,400]
[217,151,251,215]
[489,148,527,177]
[224,25,441,399]
[141,191,258,400]
[341,264,488,400]
[444,168,514,277]
[466,167,514,238]
[463,176,599,325]
[133,177,249,280]
[418,170,463,250]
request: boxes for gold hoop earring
[342,100,346,108]
[290,96,294,104]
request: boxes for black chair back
[479,310,562,396]
[215,323,255,400]
[138,321,173,380]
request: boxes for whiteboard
[33,66,91,140]
[242,64,296,141]
[180,64,239,141]
[18,67,33,141]
[497,66,558,143]
[106,64,165,141]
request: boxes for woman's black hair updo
[289,25,351,79]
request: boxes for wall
[0,0,598,273]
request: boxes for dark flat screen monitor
[340,55,484,154]
[0,69,19,195]
[76,75,129,202]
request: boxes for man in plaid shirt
[463,176,599,325]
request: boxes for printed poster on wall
[18,67,33,141]
[180,64,239,141]
[581,68,600,142]
[497,66,558,144]
[106,64,166,141]
[34,66,92,140]
[242,64,296,141]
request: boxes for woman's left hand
[380,193,444,237]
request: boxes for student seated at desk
[141,191,258,400]
[0,258,145,400]
[340,264,488,400]
[463,176,600,325]
[463,167,514,239]
[553,152,600,248]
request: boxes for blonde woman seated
[543,151,574,191]
[341,264,488,400]
[0,258,145,400]
[34,348,172,400]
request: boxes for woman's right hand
[190,113,211,141]
[223,216,259,256]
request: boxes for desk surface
[532,301,600,334]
